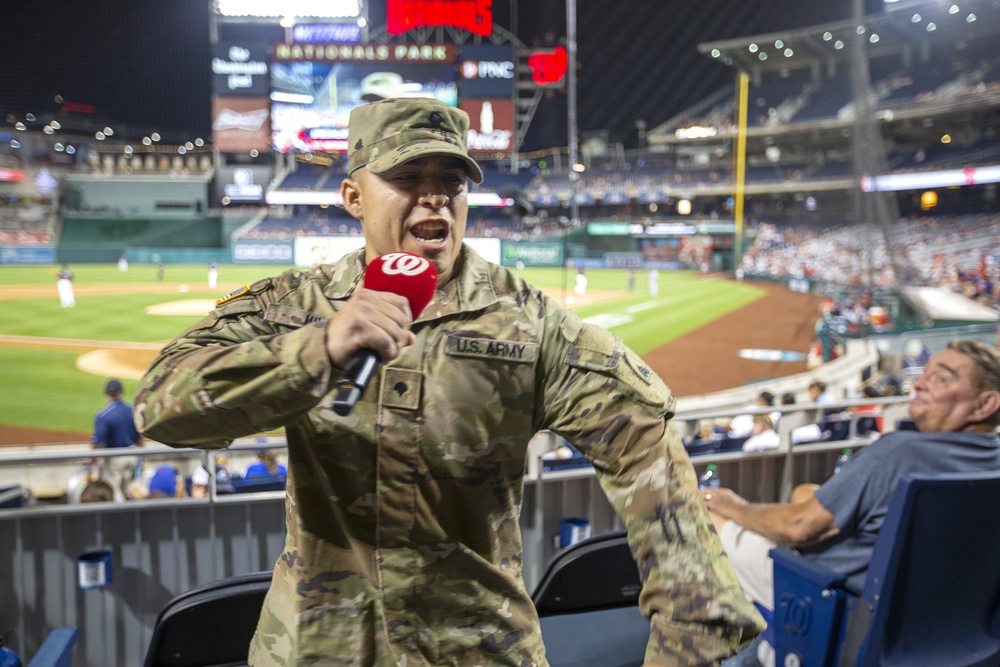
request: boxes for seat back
[144,571,272,667]
[532,530,647,667]
[771,470,1000,667]
[845,471,1000,667]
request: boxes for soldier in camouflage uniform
[135,98,764,666]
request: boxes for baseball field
[0,262,822,444]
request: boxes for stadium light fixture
[95,131,106,140]
[25,113,35,122]
[10,140,20,148]
[948,5,960,14]
[968,13,977,22]
[50,121,60,130]
[14,122,25,131]
[151,132,161,142]
[66,146,75,154]
[142,137,152,146]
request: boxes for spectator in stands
[703,339,1000,612]
[244,450,287,479]
[136,97,763,665]
[189,467,211,498]
[91,379,143,498]
[213,453,237,494]
[780,391,796,406]
[741,415,780,452]
[807,380,834,405]
[147,465,185,499]
[729,391,780,438]
[791,380,839,443]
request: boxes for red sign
[459,99,513,153]
[387,0,493,37]
[528,47,568,86]
[0,169,26,182]
[62,101,96,114]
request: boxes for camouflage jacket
[135,246,763,666]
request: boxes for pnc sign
[387,0,493,37]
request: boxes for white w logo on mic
[380,253,430,276]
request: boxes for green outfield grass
[0,263,765,434]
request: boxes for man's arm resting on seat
[702,487,838,547]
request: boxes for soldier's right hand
[325,288,416,369]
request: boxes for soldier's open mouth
[411,222,447,244]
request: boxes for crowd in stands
[69,450,290,504]
[742,214,1000,312]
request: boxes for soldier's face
[342,155,469,284]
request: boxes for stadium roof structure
[900,286,1000,322]
[698,0,1000,74]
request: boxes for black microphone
[332,252,438,416]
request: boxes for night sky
[1,0,870,151]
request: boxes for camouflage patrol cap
[347,98,484,183]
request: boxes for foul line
[0,335,162,350]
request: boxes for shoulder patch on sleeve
[216,285,250,307]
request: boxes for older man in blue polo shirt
[92,378,143,497]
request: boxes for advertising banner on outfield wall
[1,246,55,264]
[231,242,294,264]
[501,242,564,267]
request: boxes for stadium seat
[718,436,750,452]
[230,476,286,493]
[684,439,722,456]
[144,571,271,667]
[764,470,1000,667]
[25,627,77,667]
[532,530,647,667]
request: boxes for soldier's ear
[341,176,363,220]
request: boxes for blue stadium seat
[25,628,77,667]
[685,439,722,456]
[764,470,1000,666]
[532,530,647,667]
